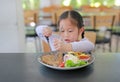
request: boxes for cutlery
[45,36,51,51]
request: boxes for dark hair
[57,10,85,38]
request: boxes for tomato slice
[59,62,64,67]
[79,55,90,59]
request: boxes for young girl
[36,10,94,52]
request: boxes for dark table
[0,53,120,82]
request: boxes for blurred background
[0,0,120,53]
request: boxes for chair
[51,7,73,26]
[25,26,39,52]
[112,26,120,52]
[91,15,115,52]
[100,8,120,26]
[24,10,39,26]
[24,10,39,52]
[41,31,96,52]
[81,7,100,13]
[78,31,96,44]
[42,5,58,13]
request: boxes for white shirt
[36,25,94,53]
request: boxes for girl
[36,10,94,52]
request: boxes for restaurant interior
[0,1,120,81]
[0,0,120,53]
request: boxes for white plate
[38,53,95,70]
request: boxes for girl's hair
[57,10,85,38]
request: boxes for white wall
[0,0,25,53]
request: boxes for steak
[41,52,63,67]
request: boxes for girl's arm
[35,25,52,41]
[54,38,94,53]
[36,25,57,51]
[71,38,94,52]
[35,25,48,39]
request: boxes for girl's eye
[68,30,73,32]
[60,30,64,32]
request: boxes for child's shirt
[36,25,94,53]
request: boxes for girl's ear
[79,27,84,35]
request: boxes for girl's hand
[53,39,72,52]
[43,27,52,37]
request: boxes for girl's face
[59,18,82,43]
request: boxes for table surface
[0,53,120,82]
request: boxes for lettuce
[65,60,76,67]
[65,60,87,67]
[76,60,87,66]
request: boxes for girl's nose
[64,32,68,37]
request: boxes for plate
[37,52,95,70]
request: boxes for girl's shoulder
[80,38,88,41]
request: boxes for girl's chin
[65,41,70,43]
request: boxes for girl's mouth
[64,39,71,43]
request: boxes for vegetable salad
[59,52,90,68]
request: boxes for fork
[45,36,52,51]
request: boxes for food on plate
[62,52,88,67]
[41,51,91,68]
[67,51,90,60]
[79,53,90,61]
[59,62,64,67]
[41,53,63,67]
